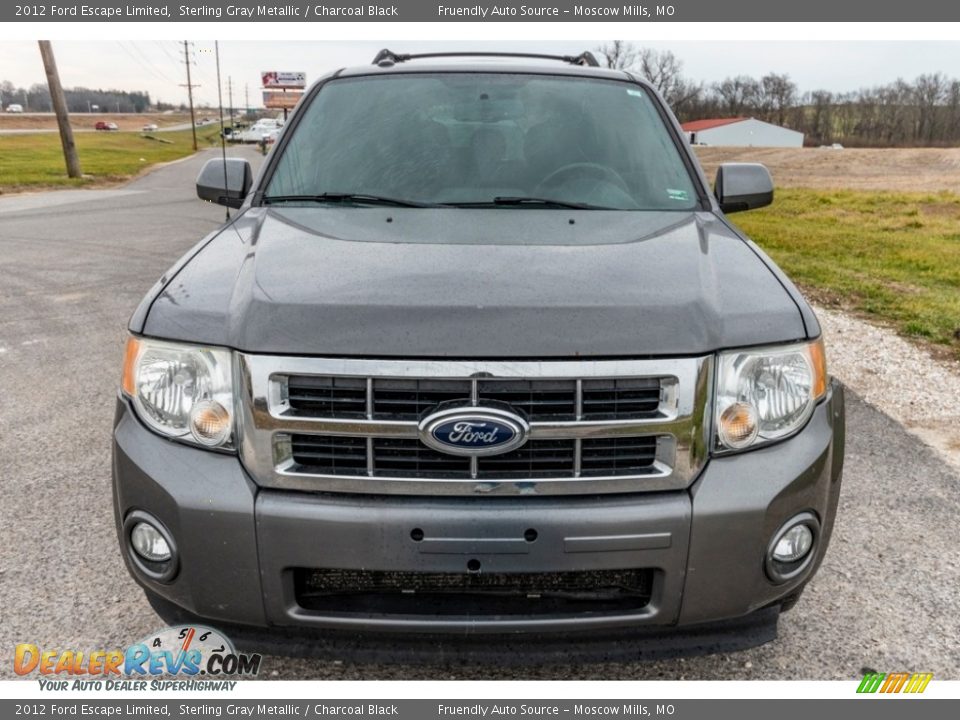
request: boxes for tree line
[598,41,960,147]
[6,47,960,146]
[1,81,158,114]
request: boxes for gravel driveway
[0,152,958,680]
[815,306,960,472]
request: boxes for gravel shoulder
[815,304,960,472]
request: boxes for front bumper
[112,380,844,641]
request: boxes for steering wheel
[537,162,630,194]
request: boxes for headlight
[121,336,234,449]
[714,338,827,452]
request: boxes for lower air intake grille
[294,568,654,617]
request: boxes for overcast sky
[2,40,958,108]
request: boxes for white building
[682,117,804,148]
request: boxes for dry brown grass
[0,112,198,132]
[694,146,960,194]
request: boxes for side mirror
[196,158,252,209]
[714,163,774,213]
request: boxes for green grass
[0,127,222,192]
[732,188,960,356]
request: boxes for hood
[141,207,807,357]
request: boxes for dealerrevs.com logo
[15,625,261,690]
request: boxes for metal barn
[682,117,804,148]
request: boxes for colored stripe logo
[857,672,933,694]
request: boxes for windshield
[265,73,699,211]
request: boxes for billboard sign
[261,71,306,89]
[263,90,303,109]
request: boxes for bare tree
[914,73,947,143]
[807,90,835,145]
[714,76,761,117]
[945,80,960,140]
[759,73,797,126]
[0,79,14,107]
[596,41,638,70]
[594,42,701,115]
[636,49,703,113]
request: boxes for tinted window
[266,73,698,211]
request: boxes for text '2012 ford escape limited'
[113,50,844,659]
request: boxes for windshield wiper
[262,193,435,208]
[447,196,615,210]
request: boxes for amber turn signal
[121,336,141,397]
[718,401,759,449]
[809,337,828,399]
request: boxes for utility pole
[245,84,249,117]
[180,40,199,151]
[38,41,81,179]
[214,41,230,222]
[227,76,234,129]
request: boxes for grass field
[0,126,222,193]
[732,188,960,357]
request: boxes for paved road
[1,152,958,680]
[0,120,217,135]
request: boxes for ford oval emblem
[419,407,529,457]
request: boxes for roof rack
[371,49,601,68]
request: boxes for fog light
[189,399,231,446]
[130,522,171,562]
[718,401,759,449]
[766,512,820,583]
[773,524,813,563]
[124,511,178,583]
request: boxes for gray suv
[113,50,844,659]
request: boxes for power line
[130,42,177,85]
[154,40,180,66]
[117,41,176,87]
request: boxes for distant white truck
[5,104,24,113]
[236,119,282,144]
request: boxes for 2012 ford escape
[113,50,845,659]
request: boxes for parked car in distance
[95,121,119,131]
[114,49,845,659]
[142,123,159,132]
[5,103,24,113]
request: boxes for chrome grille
[288,435,660,480]
[286,376,367,417]
[286,376,662,421]
[238,355,712,496]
